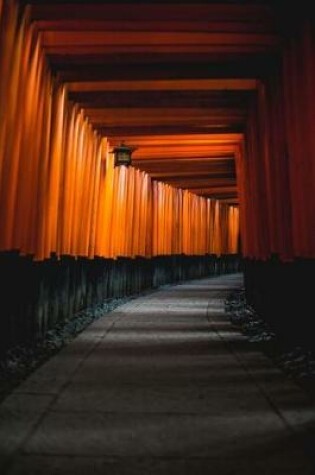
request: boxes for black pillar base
[0,252,241,355]
[243,257,315,348]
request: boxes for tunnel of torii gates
[0,0,314,354]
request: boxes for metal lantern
[113,142,136,167]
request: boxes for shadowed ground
[1,273,315,474]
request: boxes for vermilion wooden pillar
[238,18,315,263]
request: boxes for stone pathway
[1,274,315,474]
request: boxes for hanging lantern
[113,142,136,167]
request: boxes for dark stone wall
[243,257,315,347]
[0,252,241,355]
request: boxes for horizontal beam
[42,31,278,49]
[188,191,237,197]
[199,193,238,198]
[189,185,237,191]
[93,120,244,129]
[132,157,235,166]
[136,159,236,169]
[134,152,237,163]
[86,110,246,129]
[34,20,275,34]
[215,199,239,204]
[87,107,245,117]
[29,4,275,23]
[132,143,238,153]
[48,51,275,66]
[108,133,243,146]
[100,125,243,136]
[68,78,258,92]
[153,176,236,187]
[54,57,277,84]
[144,171,235,178]
[69,90,253,110]
[46,44,277,55]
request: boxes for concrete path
[1,273,315,474]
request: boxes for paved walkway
[1,274,315,474]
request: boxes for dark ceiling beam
[196,194,238,200]
[195,192,238,198]
[68,90,252,109]
[133,144,235,156]
[99,125,243,136]
[216,201,239,205]
[132,156,235,163]
[91,118,244,128]
[86,107,245,117]
[136,166,235,174]
[134,155,235,160]
[88,109,246,128]
[144,171,235,179]
[136,160,236,169]
[155,173,236,180]
[86,111,246,130]
[134,167,235,174]
[199,193,238,198]
[45,44,276,55]
[132,152,236,160]
[56,60,273,81]
[189,185,238,191]
[133,158,235,167]
[109,133,242,146]
[67,78,258,92]
[34,20,276,34]
[154,176,236,187]
[29,3,275,23]
[41,31,278,47]
[47,52,274,66]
